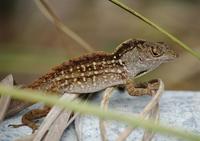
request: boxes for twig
[108,0,200,60]
[34,0,94,52]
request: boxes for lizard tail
[5,71,56,118]
[5,82,43,118]
[5,99,32,118]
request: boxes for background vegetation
[0,0,200,90]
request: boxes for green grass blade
[0,85,200,141]
[108,0,200,60]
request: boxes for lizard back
[26,51,127,94]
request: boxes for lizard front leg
[125,79,159,96]
[9,106,51,133]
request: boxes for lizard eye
[151,46,163,57]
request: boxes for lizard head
[136,40,178,62]
[114,39,178,77]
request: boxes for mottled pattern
[26,39,177,94]
[114,39,145,57]
[27,52,127,94]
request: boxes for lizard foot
[125,79,160,96]
[145,79,160,96]
[8,123,38,133]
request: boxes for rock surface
[0,91,200,141]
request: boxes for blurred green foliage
[0,0,200,90]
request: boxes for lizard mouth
[135,69,148,77]
[164,51,179,62]
[165,57,176,62]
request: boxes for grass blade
[108,0,200,60]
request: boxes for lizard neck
[115,50,160,78]
[114,45,161,78]
[113,48,140,78]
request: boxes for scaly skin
[6,39,177,132]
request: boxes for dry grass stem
[15,134,35,141]
[32,94,78,141]
[35,0,94,52]
[18,93,91,141]
[0,75,13,121]
[99,87,115,141]
[67,95,94,128]
[116,79,164,141]
[43,93,94,141]
[142,103,160,141]
[43,110,73,141]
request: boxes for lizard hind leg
[9,106,51,133]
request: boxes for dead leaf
[0,74,13,121]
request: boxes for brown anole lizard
[6,39,177,132]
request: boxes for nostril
[170,50,178,58]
